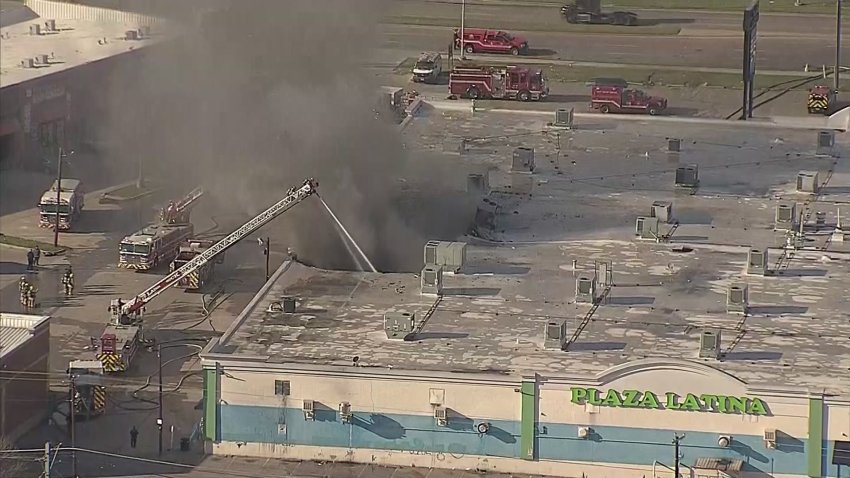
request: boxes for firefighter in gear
[808,85,835,115]
[25,284,37,309]
[19,277,29,306]
[62,267,75,295]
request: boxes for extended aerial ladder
[110,179,318,326]
[161,186,205,224]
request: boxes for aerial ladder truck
[93,179,319,373]
[160,186,204,224]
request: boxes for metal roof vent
[746,248,768,276]
[699,329,721,359]
[44,19,56,32]
[20,58,35,69]
[544,320,568,350]
[421,265,443,296]
[650,201,673,224]
[668,138,681,152]
[635,216,660,240]
[575,275,597,304]
[816,130,835,156]
[774,203,797,231]
[512,147,535,173]
[29,23,42,35]
[674,165,699,189]
[467,172,490,196]
[424,240,440,266]
[384,311,415,340]
[125,30,140,41]
[727,283,748,315]
[796,171,819,194]
[553,108,574,128]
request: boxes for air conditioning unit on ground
[434,406,447,426]
[763,429,777,449]
[302,399,315,420]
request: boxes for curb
[0,240,67,255]
[99,187,159,204]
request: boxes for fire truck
[453,28,529,56]
[591,79,667,115]
[808,85,836,115]
[449,66,548,101]
[90,179,319,374]
[38,179,85,230]
[67,360,106,418]
[118,188,204,270]
[170,239,224,291]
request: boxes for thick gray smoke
[101,0,475,272]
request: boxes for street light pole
[264,237,270,281]
[54,147,63,247]
[460,0,466,60]
[157,346,163,457]
[69,373,78,478]
[836,0,843,91]
[672,433,685,478]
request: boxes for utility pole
[54,147,63,247]
[264,237,270,281]
[157,345,163,456]
[43,442,51,478]
[460,0,466,60]
[836,0,843,91]
[69,374,78,478]
[672,433,686,478]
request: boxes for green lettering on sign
[569,387,768,416]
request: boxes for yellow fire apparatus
[808,85,836,115]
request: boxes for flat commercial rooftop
[0,12,163,88]
[214,111,850,395]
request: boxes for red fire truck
[453,28,529,56]
[591,80,667,115]
[449,66,548,101]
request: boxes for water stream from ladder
[318,196,378,273]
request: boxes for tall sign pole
[672,433,686,478]
[741,1,760,119]
[836,0,843,91]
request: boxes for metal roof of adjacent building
[0,1,166,89]
[210,111,850,396]
[0,312,49,359]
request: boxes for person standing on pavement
[26,249,34,271]
[130,426,139,448]
[62,267,75,295]
[25,284,36,309]
[33,245,41,266]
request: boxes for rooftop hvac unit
[467,172,490,195]
[125,30,139,41]
[302,400,315,420]
[668,138,681,152]
[339,402,352,422]
[20,58,35,69]
[512,147,535,173]
[421,265,443,295]
[436,241,466,273]
[650,201,673,224]
[726,283,748,314]
[746,248,769,276]
[816,130,835,156]
[434,406,447,426]
[424,240,440,266]
[796,171,819,194]
[774,203,797,231]
[475,201,499,230]
[282,296,296,313]
[37,54,49,65]
[674,165,699,188]
[45,19,56,31]
[511,173,535,195]
[575,276,597,304]
[29,23,41,35]
[763,429,777,449]
[544,320,568,350]
[635,216,660,240]
[384,311,415,340]
[578,426,591,439]
[698,329,721,359]
[554,108,574,128]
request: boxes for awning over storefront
[694,457,744,473]
[834,440,850,466]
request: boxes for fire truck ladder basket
[121,179,318,315]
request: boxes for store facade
[200,353,849,477]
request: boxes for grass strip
[381,15,681,35]
[103,183,155,200]
[0,234,66,254]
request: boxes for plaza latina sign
[570,387,768,416]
